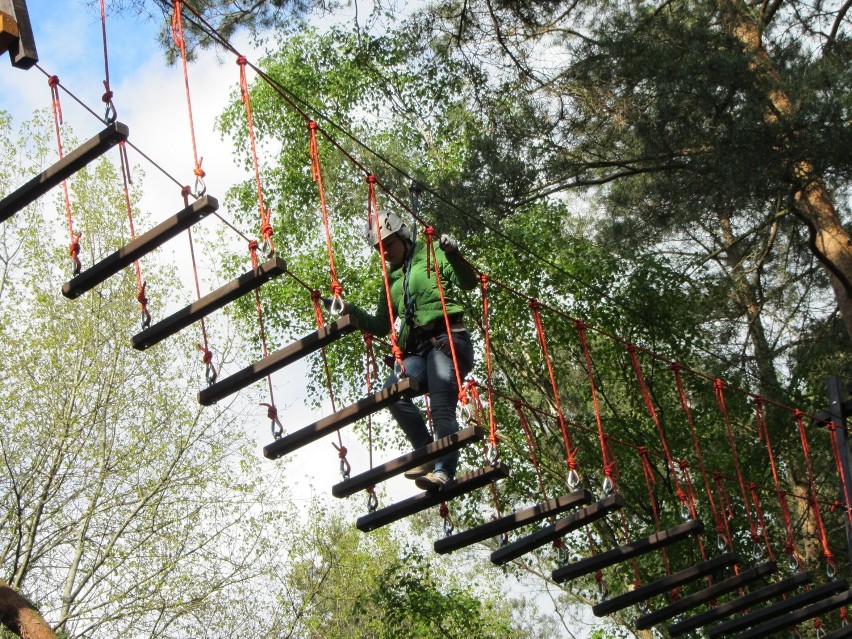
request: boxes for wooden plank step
[634,561,778,629]
[356,462,511,532]
[1,122,128,222]
[668,572,812,636]
[132,256,286,350]
[730,589,852,639]
[435,489,595,555]
[8,0,38,68]
[263,378,418,460]
[552,519,704,583]
[491,494,626,566]
[332,426,484,498]
[592,553,739,617]
[199,313,359,406]
[708,580,849,637]
[62,195,217,299]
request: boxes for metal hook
[329,295,346,317]
[270,416,284,439]
[205,361,218,386]
[457,402,472,424]
[339,455,351,480]
[193,175,206,198]
[485,442,499,466]
[443,513,455,536]
[717,534,728,552]
[104,100,117,124]
[680,502,691,521]
[602,476,614,495]
[393,359,406,379]
[367,490,379,513]
[752,542,764,562]
[827,560,837,579]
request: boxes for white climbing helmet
[365,210,411,247]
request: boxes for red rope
[366,174,405,370]
[238,56,275,257]
[308,120,342,299]
[714,380,760,547]
[171,1,206,195]
[248,240,279,425]
[514,401,551,505]
[747,481,775,561]
[47,75,82,276]
[424,227,467,407]
[753,397,799,565]
[363,333,378,470]
[793,409,834,572]
[479,275,500,452]
[117,142,150,327]
[638,446,672,575]
[827,420,852,542]
[529,299,579,484]
[712,471,737,556]
[576,321,619,491]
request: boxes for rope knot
[528,298,540,311]
[363,333,373,348]
[424,225,434,238]
[439,502,449,518]
[626,343,637,354]
[310,289,322,303]
[574,319,587,330]
[478,273,489,285]
[48,75,59,88]
[307,119,318,131]
[181,185,191,198]
[669,361,681,372]
[337,445,348,459]
[713,378,724,391]
[331,280,343,297]
[102,90,114,103]
[248,239,259,253]
[236,55,247,66]
[136,282,148,306]
[365,173,376,184]
[197,345,213,365]
[751,394,763,406]
[193,161,206,178]
[265,403,278,422]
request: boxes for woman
[348,211,478,490]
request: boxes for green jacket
[350,239,478,350]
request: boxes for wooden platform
[435,489,595,555]
[592,553,738,617]
[62,195,217,299]
[551,519,704,583]
[263,378,418,460]
[1,122,128,222]
[356,462,511,532]
[132,256,286,350]
[668,571,811,636]
[490,494,625,566]
[332,426,484,498]
[199,313,359,406]
[634,561,777,629]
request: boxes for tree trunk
[716,0,852,340]
[0,581,57,639]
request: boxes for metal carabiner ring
[194,175,207,198]
[567,469,580,489]
[485,442,499,466]
[602,476,614,495]
[443,514,455,536]
[367,491,379,513]
[393,359,406,379]
[457,403,472,424]
[329,295,346,317]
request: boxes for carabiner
[193,175,206,198]
[367,490,379,513]
[567,469,580,489]
[443,513,455,536]
[456,402,472,424]
[602,476,614,495]
[340,455,351,480]
[485,442,499,466]
[205,361,218,385]
[329,294,346,317]
[393,358,406,379]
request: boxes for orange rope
[308,120,342,299]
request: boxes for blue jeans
[383,331,474,479]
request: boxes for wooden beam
[62,195,216,299]
[263,378,418,460]
[491,494,625,566]
[708,579,849,638]
[729,589,852,639]
[825,620,852,639]
[435,489,595,555]
[8,0,37,68]
[132,257,286,351]
[552,519,704,583]
[1,123,128,223]
[592,553,739,617]
[668,571,811,636]
[199,313,359,406]
[0,11,18,54]
[634,561,777,629]
[332,426,484,498]
[356,463,511,532]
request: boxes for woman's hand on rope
[438,234,459,254]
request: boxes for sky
[0,0,409,503]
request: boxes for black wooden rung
[668,571,811,637]
[551,518,704,583]
[708,579,849,638]
[592,553,739,617]
[8,0,38,68]
[62,195,217,299]
[490,493,625,566]
[263,378,418,460]
[730,589,852,639]
[1,122,128,223]
[132,256,286,350]
[332,426,484,498]
[435,489,595,555]
[356,462,511,532]
[199,313,359,406]
[634,561,777,629]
